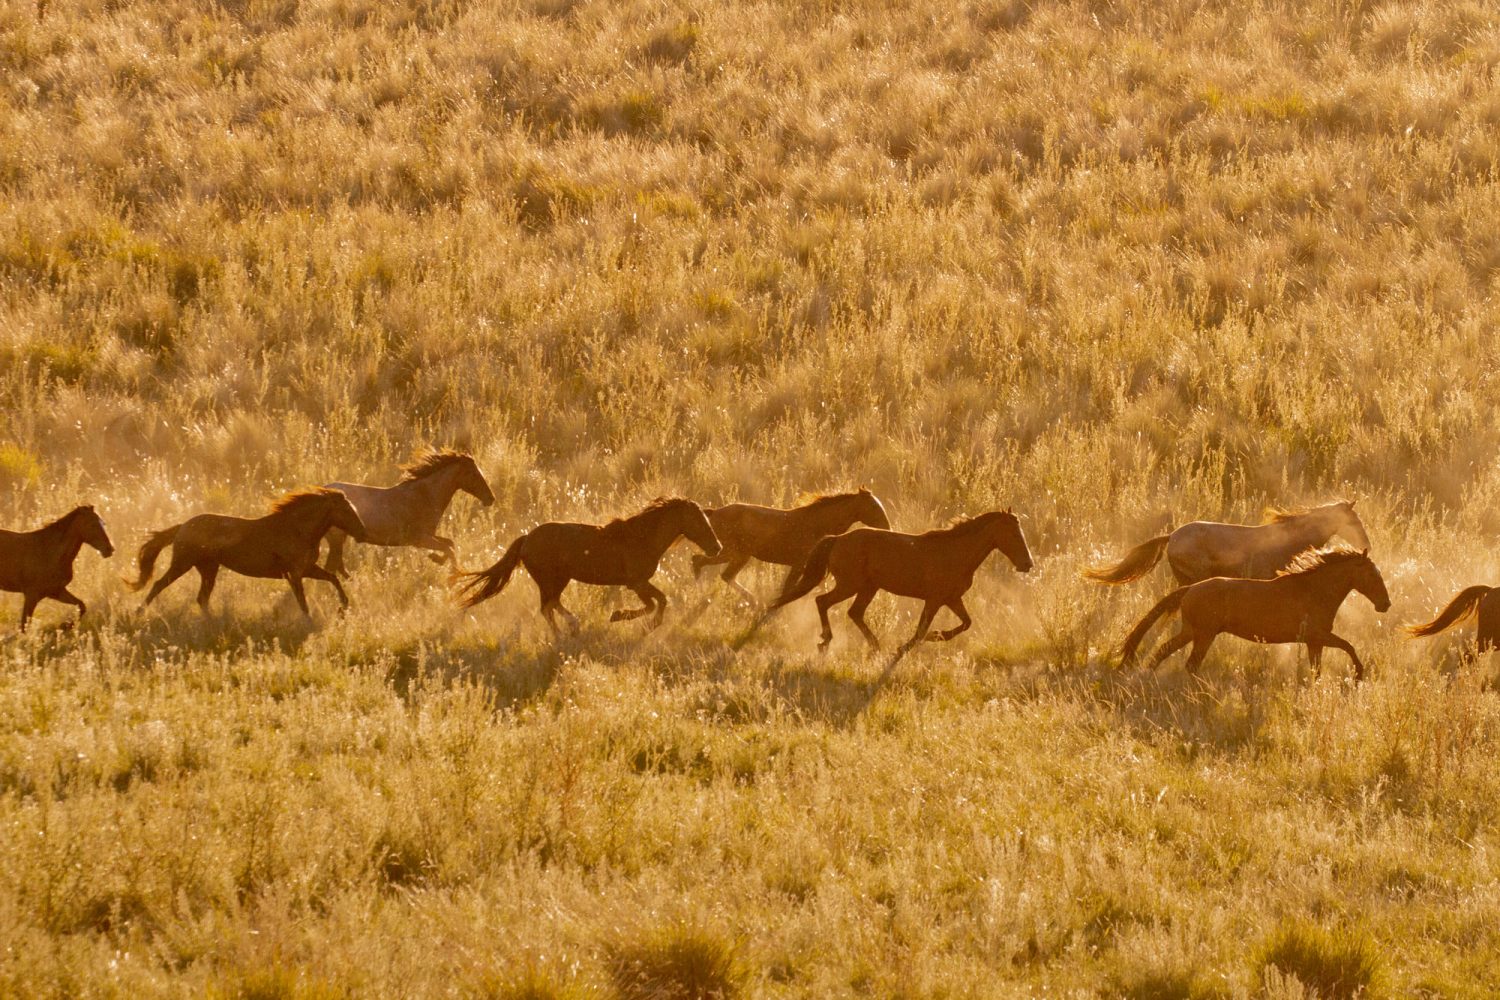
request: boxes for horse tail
[455,534,527,609]
[770,535,837,609]
[1406,586,1495,637]
[1083,534,1171,584]
[123,525,181,591]
[1119,587,1189,665]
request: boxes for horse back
[1167,521,1293,582]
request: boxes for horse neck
[399,467,463,511]
[934,527,1001,573]
[631,508,691,559]
[41,517,87,566]
[802,498,861,534]
[272,502,334,541]
[1279,512,1337,548]
[1288,564,1360,607]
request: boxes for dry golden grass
[5,0,1500,995]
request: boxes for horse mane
[1275,545,1368,577]
[602,496,694,536]
[1262,500,1350,524]
[269,487,346,514]
[399,448,473,482]
[926,510,1012,538]
[40,505,93,531]
[794,490,863,511]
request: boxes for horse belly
[331,486,408,544]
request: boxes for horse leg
[693,549,730,578]
[643,581,668,630]
[144,554,196,607]
[420,535,455,566]
[814,580,858,653]
[324,528,348,577]
[1306,642,1324,679]
[846,589,881,650]
[1309,631,1366,682]
[929,598,972,642]
[51,587,87,628]
[18,593,40,632]
[285,574,312,618]
[895,600,943,659]
[194,564,219,613]
[718,556,758,605]
[1147,629,1192,670]
[612,582,666,627]
[305,565,350,611]
[1181,633,1217,674]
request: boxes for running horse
[693,489,891,603]
[1406,586,1500,656]
[456,497,722,633]
[0,505,114,630]
[1085,500,1369,586]
[126,488,368,616]
[763,509,1033,660]
[1119,546,1389,679]
[323,448,494,575]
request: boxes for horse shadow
[377,629,566,712]
[1073,659,1274,756]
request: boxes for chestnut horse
[764,509,1033,659]
[324,448,494,575]
[1086,501,1369,586]
[693,489,891,603]
[457,497,722,633]
[1119,547,1389,679]
[126,488,368,616]
[1406,586,1500,656]
[0,505,114,630]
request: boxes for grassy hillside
[4,0,1500,995]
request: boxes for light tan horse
[324,448,494,575]
[693,489,891,603]
[0,505,114,630]
[1086,501,1369,586]
[1119,547,1389,680]
[764,510,1033,660]
[457,497,722,633]
[126,489,368,616]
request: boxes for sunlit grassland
[5,0,1500,995]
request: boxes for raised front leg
[306,564,351,610]
[896,600,943,659]
[847,589,881,650]
[1308,630,1366,682]
[420,535,456,566]
[51,587,87,628]
[927,597,972,641]
[611,581,667,628]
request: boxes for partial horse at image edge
[0,506,114,631]
[1406,585,1500,654]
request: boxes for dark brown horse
[456,497,722,633]
[1119,547,1389,679]
[126,489,368,616]
[1086,501,1369,586]
[1406,586,1500,655]
[324,448,494,576]
[764,510,1033,658]
[693,489,891,603]
[0,505,114,630]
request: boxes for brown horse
[1086,501,1369,586]
[764,509,1033,658]
[0,506,114,630]
[1119,547,1390,679]
[456,497,722,633]
[126,489,368,616]
[1406,586,1500,655]
[324,448,495,576]
[692,489,891,603]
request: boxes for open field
[5,0,1500,995]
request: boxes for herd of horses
[2,449,1497,675]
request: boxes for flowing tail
[455,534,527,609]
[770,536,837,610]
[1406,585,1496,637]
[1083,534,1171,584]
[122,525,181,591]
[1119,587,1189,665]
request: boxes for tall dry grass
[4,0,1500,994]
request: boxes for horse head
[74,506,114,557]
[459,456,496,507]
[854,488,891,530]
[329,492,371,542]
[993,509,1033,573]
[675,500,722,557]
[1330,499,1370,551]
[1351,549,1390,612]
